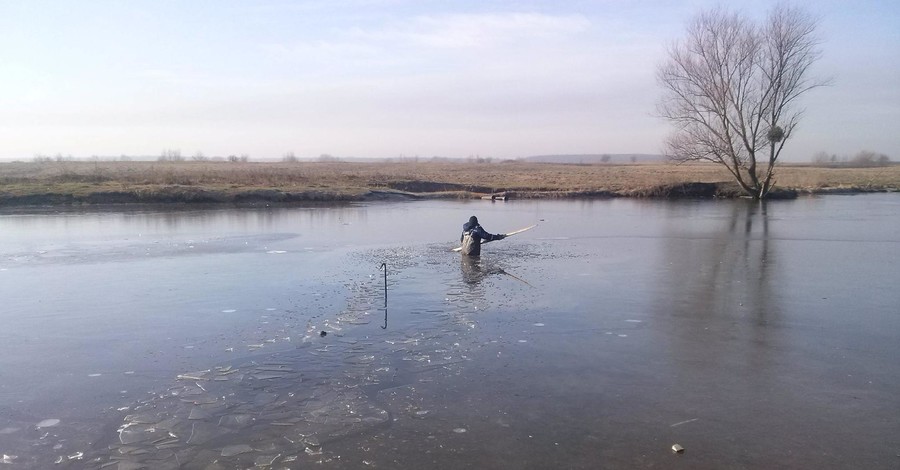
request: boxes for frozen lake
[1,195,898,469]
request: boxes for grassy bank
[1,160,898,206]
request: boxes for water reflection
[3,197,897,468]
[460,256,485,285]
[655,200,780,372]
[737,202,773,324]
[460,256,532,288]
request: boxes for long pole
[380,263,387,329]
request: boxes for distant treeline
[522,154,667,164]
[22,149,674,165]
[811,150,893,167]
[26,151,892,167]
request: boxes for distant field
[0,160,897,205]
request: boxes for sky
[0,0,898,161]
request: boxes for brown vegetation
[0,160,898,206]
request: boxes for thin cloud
[378,12,592,48]
[260,12,594,75]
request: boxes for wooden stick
[503,224,537,237]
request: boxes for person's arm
[474,226,505,241]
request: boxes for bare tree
[657,5,827,198]
[159,149,184,162]
[851,150,891,167]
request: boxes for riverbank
[1,160,897,206]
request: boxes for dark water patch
[0,233,301,267]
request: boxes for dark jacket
[460,222,501,256]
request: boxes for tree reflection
[654,200,778,370]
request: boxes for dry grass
[0,160,898,200]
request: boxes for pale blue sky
[1,0,897,160]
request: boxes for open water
[0,195,898,469]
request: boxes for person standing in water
[460,216,505,256]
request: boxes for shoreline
[1,184,895,209]
[1,161,898,208]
